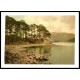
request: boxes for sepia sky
[10,15,75,33]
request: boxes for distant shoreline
[5,44,53,48]
[5,42,75,48]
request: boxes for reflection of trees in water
[27,46,52,54]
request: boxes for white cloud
[10,15,75,33]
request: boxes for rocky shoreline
[5,45,50,64]
[5,46,51,64]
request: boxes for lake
[26,42,74,64]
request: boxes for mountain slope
[51,32,75,42]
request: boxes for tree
[16,20,29,38]
[29,24,38,39]
[6,16,17,35]
[5,16,51,44]
[6,16,18,44]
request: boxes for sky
[10,15,75,33]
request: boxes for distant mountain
[51,32,75,42]
[68,38,75,42]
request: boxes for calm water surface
[26,42,74,64]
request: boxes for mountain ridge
[51,32,75,42]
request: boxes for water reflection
[25,43,74,64]
[27,46,52,54]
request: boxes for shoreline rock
[5,51,50,64]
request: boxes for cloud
[60,16,75,27]
[10,15,75,33]
[24,16,57,25]
[38,16,57,22]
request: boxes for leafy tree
[5,16,51,44]
[6,16,17,35]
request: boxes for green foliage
[5,16,51,44]
[68,38,75,42]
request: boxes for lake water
[26,42,74,64]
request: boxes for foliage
[5,16,51,44]
[67,38,75,42]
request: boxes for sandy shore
[5,44,53,53]
[6,43,53,48]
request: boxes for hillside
[68,38,75,42]
[51,32,75,42]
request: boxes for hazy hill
[51,32,75,42]
[68,38,75,42]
